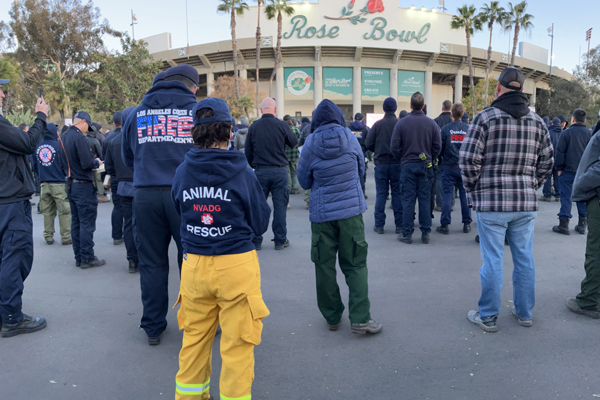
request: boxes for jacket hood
[183,148,248,186]
[490,91,530,119]
[549,125,562,134]
[236,127,248,135]
[311,99,346,132]
[142,80,197,109]
[44,123,58,141]
[349,120,366,130]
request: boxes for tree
[537,78,600,128]
[0,56,21,113]
[218,0,250,101]
[255,0,263,117]
[451,5,483,118]
[575,44,600,87]
[462,78,497,115]
[3,0,119,119]
[478,2,507,107]
[211,75,267,118]
[504,1,534,67]
[265,0,295,96]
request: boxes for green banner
[398,70,425,97]
[323,67,353,100]
[284,67,314,100]
[362,68,389,100]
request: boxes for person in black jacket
[61,111,106,269]
[349,113,370,199]
[553,109,592,235]
[0,80,49,338]
[435,103,472,234]
[105,107,138,273]
[432,100,454,212]
[86,125,109,203]
[366,97,402,233]
[541,118,562,202]
[103,111,124,245]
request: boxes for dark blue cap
[355,113,363,120]
[113,111,122,125]
[163,64,199,86]
[153,71,167,85]
[192,98,232,125]
[552,117,561,125]
[74,110,93,127]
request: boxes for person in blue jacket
[297,99,382,335]
[540,117,563,202]
[171,97,271,400]
[122,64,198,345]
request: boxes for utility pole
[586,28,593,77]
[130,10,138,40]
[548,24,554,75]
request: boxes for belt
[255,165,286,169]
[71,179,92,183]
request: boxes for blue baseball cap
[192,98,232,125]
[73,110,93,131]
[0,78,9,85]
[152,71,167,85]
[163,64,199,86]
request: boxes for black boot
[1,314,47,338]
[436,224,449,234]
[129,259,139,274]
[553,218,571,235]
[574,217,587,235]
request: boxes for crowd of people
[1,64,600,399]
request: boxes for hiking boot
[275,240,290,250]
[574,217,587,235]
[436,224,449,234]
[434,205,442,212]
[113,238,124,245]
[475,235,480,243]
[80,257,106,269]
[351,320,382,334]
[1,314,47,338]
[554,197,560,202]
[398,234,412,244]
[97,194,110,203]
[511,306,533,327]
[327,320,341,331]
[422,232,430,244]
[45,238,54,245]
[395,227,402,234]
[373,226,384,234]
[128,259,139,274]
[539,197,552,202]
[566,297,600,319]
[463,223,471,233]
[553,218,570,235]
[61,239,72,245]
[75,259,81,267]
[148,334,161,346]
[467,310,498,333]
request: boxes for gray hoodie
[572,133,600,202]
[234,127,248,151]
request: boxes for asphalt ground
[1,167,598,400]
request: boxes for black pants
[68,182,98,263]
[134,187,183,338]
[121,195,137,262]
[254,167,289,246]
[111,179,124,240]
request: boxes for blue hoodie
[171,148,271,256]
[122,81,197,187]
[298,100,367,223]
[34,123,67,183]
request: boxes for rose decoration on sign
[324,0,384,24]
[304,76,313,84]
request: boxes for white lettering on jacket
[182,187,231,202]
[186,225,233,237]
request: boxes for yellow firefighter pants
[174,250,269,400]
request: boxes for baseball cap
[113,111,123,125]
[0,78,9,85]
[354,113,363,120]
[551,117,561,126]
[163,64,199,86]
[153,71,167,85]
[192,98,232,125]
[497,67,524,90]
[73,110,93,131]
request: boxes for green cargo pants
[311,214,371,325]
[576,197,600,310]
[39,182,71,242]
[304,189,311,205]
[286,160,300,192]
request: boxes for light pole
[586,28,593,77]
[437,0,447,13]
[548,24,554,75]
[130,10,138,40]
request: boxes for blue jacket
[33,123,67,183]
[555,123,592,174]
[171,148,271,256]
[122,81,197,187]
[548,123,562,155]
[440,120,469,169]
[297,99,367,223]
[349,120,369,155]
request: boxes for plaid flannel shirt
[285,125,301,163]
[459,107,554,212]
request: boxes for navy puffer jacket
[297,100,367,223]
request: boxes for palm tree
[265,0,295,96]
[451,5,483,117]
[255,0,263,117]
[217,0,250,100]
[478,2,507,107]
[504,1,534,67]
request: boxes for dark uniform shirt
[245,114,298,168]
[60,126,100,181]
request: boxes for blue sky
[2,0,597,74]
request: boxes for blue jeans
[542,169,559,199]
[558,172,587,219]
[476,212,537,320]
[440,168,472,225]
[374,164,403,228]
[68,182,98,263]
[254,167,289,246]
[401,162,433,235]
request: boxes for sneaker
[510,307,533,327]
[128,259,139,274]
[80,257,106,269]
[148,334,161,346]
[61,239,72,245]
[351,320,382,335]
[1,314,47,338]
[97,194,110,203]
[467,310,498,333]
[434,205,442,212]
[327,320,341,331]
[566,297,600,319]
[539,197,552,202]
[373,226,384,234]
[114,238,124,245]
[398,234,412,244]
[287,204,291,210]
[275,240,290,250]
[554,197,560,202]
[305,203,309,210]
[463,223,471,233]
[436,224,449,234]
[395,227,402,234]
[421,232,430,244]
[45,238,54,245]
